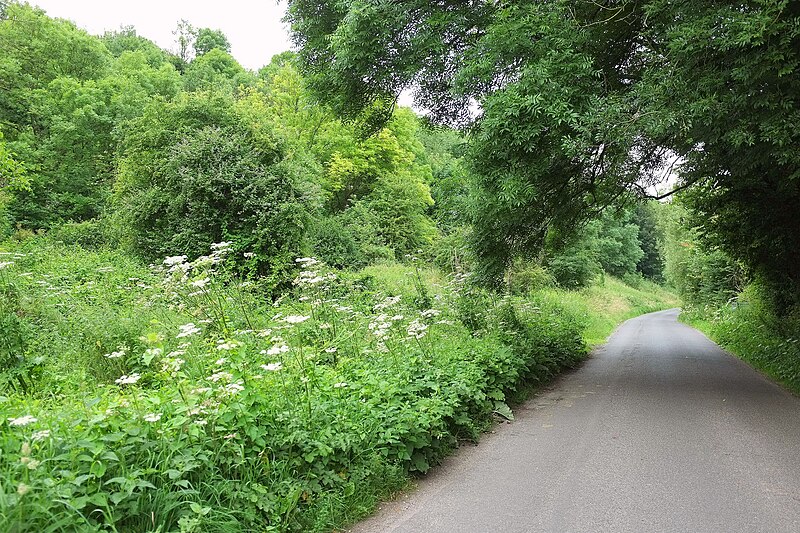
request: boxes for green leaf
[493,401,514,421]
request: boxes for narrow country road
[350,309,800,533]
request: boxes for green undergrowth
[538,276,680,346]
[682,284,800,395]
[0,239,676,531]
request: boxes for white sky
[30,0,294,71]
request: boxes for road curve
[350,309,800,533]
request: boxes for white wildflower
[192,255,216,268]
[295,257,319,265]
[177,323,201,338]
[164,255,188,266]
[223,382,244,395]
[333,382,348,388]
[261,362,283,372]
[243,252,255,258]
[0,261,14,269]
[31,430,51,441]
[266,344,289,356]
[104,346,128,359]
[421,309,441,318]
[143,413,162,423]
[8,415,38,427]
[216,339,241,351]
[407,319,428,340]
[17,483,30,496]
[282,315,310,324]
[115,373,141,385]
[161,357,185,374]
[215,358,227,366]
[211,241,233,251]
[26,459,41,470]
[374,295,401,311]
[190,277,210,288]
[324,347,338,354]
[144,347,163,358]
[208,371,232,382]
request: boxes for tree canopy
[286,0,800,305]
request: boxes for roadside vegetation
[662,204,800,395]
[0,237,675,531]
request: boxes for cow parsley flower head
[266,344,289,356]
[282,315,310,324]
[177,323,201,338]
[216,339,241,351]
[143,413,162,423]
[8,415,38,427]
[223,382,244,395]
[31,430,51,441]
[190,277,210,288]
[261,362,283,372]
[164,255,188,267]
[208,371,233,382]
[407,319,428,340]
[374,295,401,311]
[115,373,141,385]
[104,346,128,359]
[211,241,233,251]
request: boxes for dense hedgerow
[0,239,587,531]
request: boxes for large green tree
[287,0,800,304]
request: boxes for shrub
[48,219,107,249]
[505,259,555,295]
[547,249,600,289]
[114,92,308,289]
[310,216,366,269]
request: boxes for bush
[48,219,107,248]
[505,259,555,295]
[114,92,308,289]
[310,216,366,269]
[547,249,600,289]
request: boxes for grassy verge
[681,285,800,395]
[538,276,681,346]
[0,239,677,531]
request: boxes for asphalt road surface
[350,309,800,533]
